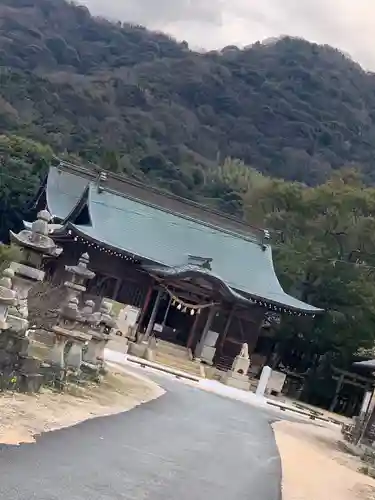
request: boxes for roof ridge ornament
[261,229,270,250]
[96,171,108,194]
[187,255,213,270]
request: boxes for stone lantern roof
[10,210,62,258]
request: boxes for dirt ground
[273,421,375,500]
[0,366,164,445]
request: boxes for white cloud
[80,0,375,69]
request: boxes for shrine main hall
[32,161,320,370]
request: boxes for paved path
[0,377,281,500]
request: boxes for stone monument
[221,342,251,391]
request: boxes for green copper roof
[46,166,88,220]
[44,166,321,313]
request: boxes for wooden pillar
[187,312,201,349]
[329,373,345,413]
[162,295,172,327]
[144,288,163,339]
[248,308,268,355]
[112,277,122,301]
[136,284,153,334]
[217,306,235,355]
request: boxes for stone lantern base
[19,356,44,393]
[80,362,102,383]
[221,344,252,391]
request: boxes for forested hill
[2,0,375,190]
[5,0,375,384]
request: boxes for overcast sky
[81,0,375,70]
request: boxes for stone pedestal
[82,332,110,379]
[144,336,157,362]
[144,347,154,362]
[6,264,45,362]
[256,366,272,397]
[83,333,105,365]
[19,356,43,393]
[266,370,286,396]
[10,263,45,321]
[222,370,252,391]
[106,336,129,355]
[48,331,69,368]
[128,341,147,358]
[199,329,219,365]
[195,308,216,358]
[66,331,92,370]
[221,343,251,391]
[49,325,92,372]
[127,324,137,341]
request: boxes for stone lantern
[9,209,62,330]
[0,267,43,392]
[98,301,117,336]
[64,252,95,304]
[47,253,95,374]
[82,300,116,372]
[51,296,92,371]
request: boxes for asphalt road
[0,377,282,500]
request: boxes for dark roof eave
[353,360,375,370]
[144,263,254,306]
[50,223,146,263]
[30,173,48,211]
[143,264,323,316]
[60,185,90,225]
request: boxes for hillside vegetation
[2,0,375,194]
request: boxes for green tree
[243,170,375,366]
[0,135,53,241]
[0,244,19,273]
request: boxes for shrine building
[32,161,321,370]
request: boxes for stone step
[155,340,191,360]
[154,351,202,376]
[154,353,199,370]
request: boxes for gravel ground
[274,420,375,500]
[0,367,163,445]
